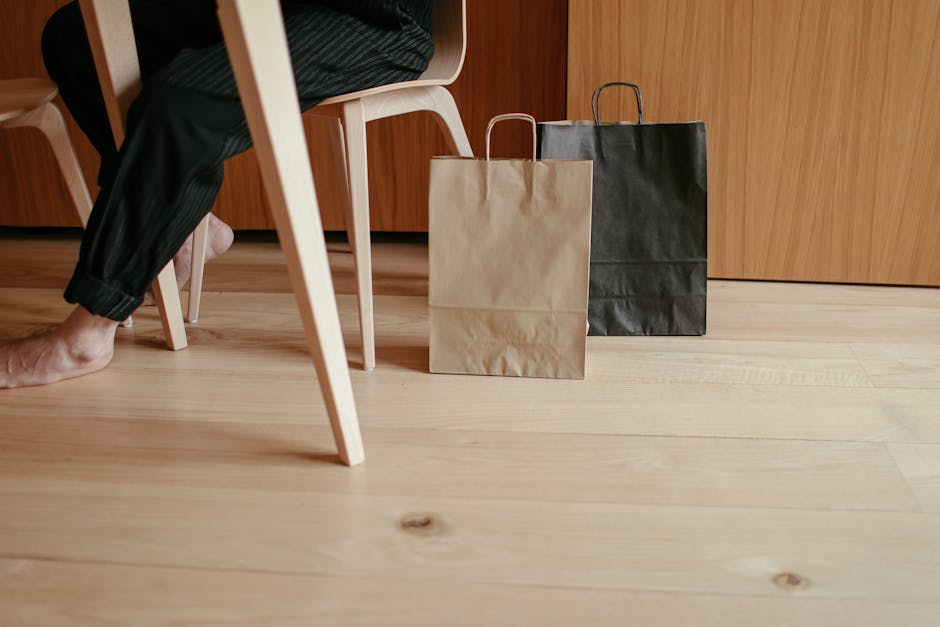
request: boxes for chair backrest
[418,0,467,85]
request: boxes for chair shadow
[150,419,344,467]
[376,344,430,374]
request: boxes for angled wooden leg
[338,103,376,372]
[80,0,186,349]
[217,0,364,466]
[151,266,187,349]
[428,86,473,157]
[11,103,94,226]
[187,214,211,323]
[323,117,355,253]
[323,115,363,345]
[41,101,138,330]
[6,102,140,329]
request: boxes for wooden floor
[0,230,938,626]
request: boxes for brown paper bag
[429,114,594,379]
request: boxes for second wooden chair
[187,0,473,371]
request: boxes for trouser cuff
[64,266,142,321]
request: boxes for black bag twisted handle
[591,82,644,126]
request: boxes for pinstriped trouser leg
[46,1,433,321]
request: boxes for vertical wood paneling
[1,0,569,232]
[567,0,940,286]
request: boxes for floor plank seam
[882,443,929,514]
[4,553,940,606]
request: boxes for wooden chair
[1,79,93,230]
[80,0,364,465]
[187,0,473,371]
[79,0,188,350]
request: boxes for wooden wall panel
[568,0,940,286]
[1,0,568,232]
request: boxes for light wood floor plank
[0,482,938,603]
[0,363,924,432]
[2,558,938,627]
[887,443,940,512]
[2,289,938,444]
[4,366,936,442]
[852,343,940,389]
[0,288,880,387]
[1,234,938,623]
[0,417,921,512]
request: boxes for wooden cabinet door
[568,0,940,286]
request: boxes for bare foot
[0,307,118,389]
[141,214,234,306]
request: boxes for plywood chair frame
[215,0,364,465]
[187,0,473,371]
[79,0,188,350]
[1,79,93,229]
[78,0,364,465]
[1,79,143,328]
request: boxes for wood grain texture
[567,0,940,286]
[0,78,58,122]
[887,444,940,513]
[1,236,938,453]
[1,101,93,227]
[1,472,938,602]
[3,560,939,627]
[0,0,568,230]
[2,234,940,621]
[0,415,921,512]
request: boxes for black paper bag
[538,82,707,336]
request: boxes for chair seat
[0,78,59,123]
[318,76,451,107]
[186,0,471,374]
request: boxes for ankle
[62,307,118,360]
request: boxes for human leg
[66,0,435,320]
[0,307,117,388]
[42,0,236,298]
[3,2,434,388]
[41,0,221,186]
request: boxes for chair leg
[340,101,376,372]
[429,86,473,157]
[6,103,140,329]
[324,117,355,248]
[187,214,211,323]
[151,265,188,350]
[218,0,364,466]
[324,116,364,342]
[17,103,95,226]
[79,0,185,348]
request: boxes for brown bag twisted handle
[485,113,537,160]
